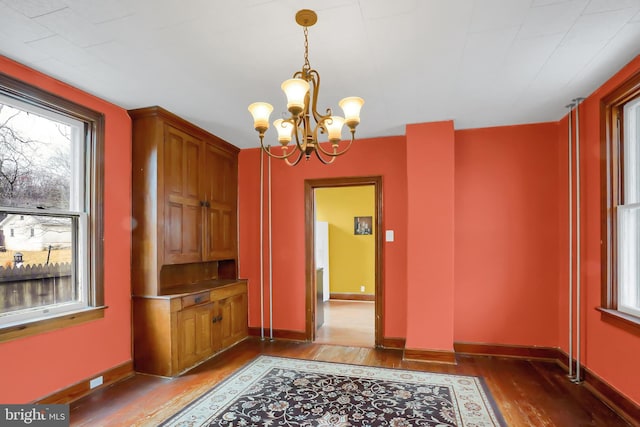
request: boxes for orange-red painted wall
[0,56,132,403]
[454,122,560,347]
[405,121,455,351]
[238,136,408,339]
[2,49,637,408]
[559,55,640,405]
[237,55,640,408]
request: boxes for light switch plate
[385,230,394,242]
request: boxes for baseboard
[453,342,560,362]
[329,293,375,302]
[403,348,457,365]
[554,349,640,426]
[380,337,406,349]
[455,342,640,426]
[35,360,134,404]
[248,327,308,341]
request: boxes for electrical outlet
[89,376,103,389]
[360,285,365,292]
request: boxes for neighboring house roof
[0,214,68,229]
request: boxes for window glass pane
[623,98,640,204]
[0,99,83,210]
[0,214,81,319]
[618,203,640,317]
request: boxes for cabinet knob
[212,317,217,324]
[200,201,206,207]
[205,201,211,208]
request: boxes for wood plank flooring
[314,300,374,347]
[69,338,632,426]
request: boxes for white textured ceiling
[1,0,639,148]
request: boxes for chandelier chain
[303,26,310,72]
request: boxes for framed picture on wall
[354,216,372,235]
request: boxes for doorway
[304,176,383,347]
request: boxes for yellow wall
[315,186,375,295]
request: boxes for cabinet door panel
[165,202,201,256]
[177,308,198,370]
[163,125,203,264]
[203,142,237,260]
[211,300,222,353]
[219,293,247,349]
[231,292,248,343]
[178,303,213,372]
[219,297,233,348]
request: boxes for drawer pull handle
[194,296,203,304]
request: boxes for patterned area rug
[160,356,506,426]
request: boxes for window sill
[0,306,107,343]
[596,307,640,336]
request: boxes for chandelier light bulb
[248,102,274,134]
[281,78,310,117]
[339,97,364,129]
[325,116,345,143]
[274,119,294,145]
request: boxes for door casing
[304,176,384,346]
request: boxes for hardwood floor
[315,300,374,347]
[69,338,632,426]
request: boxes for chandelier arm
[259,135,299,160]
[308,70,331,124]
[315,130,356,157]
[313,148,337,165]
[291,117,307,153]
[284,150,305,166]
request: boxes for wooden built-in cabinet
[130,106,247,377]
[133,282,248,376]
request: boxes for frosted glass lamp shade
[339,97,364,129]
[248,102,273,133]
[325,116,345,143]
[281,78,310,116]
[274,119,294,145]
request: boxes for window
[0,73,104,336]
[601,69,640,325]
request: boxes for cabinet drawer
[181,291,210,309]
[210,282,247,301]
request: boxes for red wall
[454,122,560,347]
[239,56,640,408]
[562,55,640,405]
[238,136,408,339]
[405,121,455,351]
[0,56,132,403]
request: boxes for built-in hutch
[130,106,247,377]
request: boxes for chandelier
[248,9,364,166]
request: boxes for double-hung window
[0,73,104,337]
[602,70,640,324]
[618,97,640,317]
